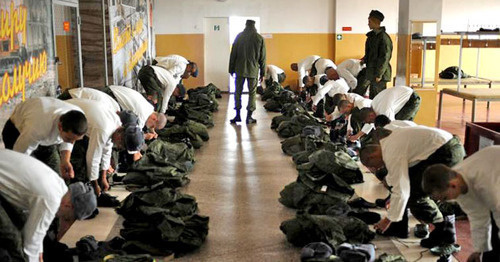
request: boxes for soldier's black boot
[421,215,456,248]
[246,111,257,124]
[230,110,241,124]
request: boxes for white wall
[441,0,500,32]
[409,0,442,33]
[153,0,335,34]
[335,0,399,34]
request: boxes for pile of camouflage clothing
[172,83,222,128]
[157,84,221,149]
[157,120,209,149]
[122,139,195,189]
[116,182,209,257]
[112,84,222,258]
[262,96,380,255]
[263,88,299,113]
[121,84,222,189]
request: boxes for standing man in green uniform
[229,19,266,124]
[361,10,393,99]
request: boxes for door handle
[54,57,62,65]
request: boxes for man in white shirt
[310,58,338,81]
[106,85,167,137]
[359,86,421,123]
[346,86,420,142]
[331,93,372,119]
[337,59,365,90]
[261,65,286,90]
[66,99,144,196]
[422,146,500,262]
[62,86,167,139]
[154,54,198,84]
[291,55,320,90]
[304,75,350,110]
[138,64,181,114]
[359,126,465,243]
[0,149,96,262]
[327,98,372,142]
[2,97,88,179]
[65,87,121,113]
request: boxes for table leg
[487,83,491,108]
[463,84,467,105]
[472,99,476,122]
[438,91,443,127]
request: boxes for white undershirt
[454,146,500,252]
[66,99,122,181]
[312,77,350,106]
[379,126,453,222]
[155,54,189,83]
[0,149,67,262]
[151,65,177,114]
[262,65,285,89]
[109,85,154,128]
[337,59,364,90]
[372,86,413,120]
[69,87,121,113]
[313,58,337,75]
[10,97,83,155]
[298,55,320,88]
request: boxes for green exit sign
[337,34,343,40]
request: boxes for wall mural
[108,0,150,90]
[0,0,56,133]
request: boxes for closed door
[52,2,83,91]
[204,18,230,92]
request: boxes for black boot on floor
[420,216,456,248]
[377,210,409,238]
[414,223,429,238]
[375,195,391,208]
[97,193,120,207]
[246,111,257,124]
[230,110,241,124]
[348,197,377,209]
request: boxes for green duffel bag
[281,103,307,117]
[297,168,354,197]
[178,104,214,128]
[281,135,304,156]
[280,213,375,248]
[279,181,347,210]
[271,115,291,130]
[264,99,282,112]
[276,120,302,138]
[185,120,209,141]
[308,150,364,184]
[147,140,195,164]
[122,168,190,188]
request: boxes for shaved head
[156,113,167,130]
[359,144,384,169]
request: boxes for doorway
[203,16,260,93]
[52,1,83,92]
[204,17,230,92]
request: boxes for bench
[438,88,500,124]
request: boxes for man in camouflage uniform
[229,19,266,124]
[358,10,393,99]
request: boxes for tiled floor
[61,93,499,261]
